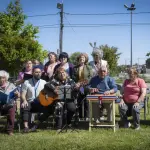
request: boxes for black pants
[21,101,55,126]
[77,93,89,118]
[55,100,76,129]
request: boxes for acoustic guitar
[38,89,58,107]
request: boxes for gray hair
[92,47,103,58]
[0,70,10,80]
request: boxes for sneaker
[30,125,38,132]
[56,129,62,134]
[134,126,140,130]
[124,122,131,128]
[23,127,30,133]
[8,132,13,136]
[85,118,89,121]
[96,119,100,124]
[100,116,105,121]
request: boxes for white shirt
[21,78,46,102]
[89,60,108,76]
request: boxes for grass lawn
[1,98,150,150]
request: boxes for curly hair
[0,70,9,80]
[48,52,58,61]
[77,53,89,64]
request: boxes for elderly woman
[89,47,108,76]
[43,52,58,81]
[0,70,20,135]
[119,68,147,130]
[73,53,93,119]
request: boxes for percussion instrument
[87,94,117,132]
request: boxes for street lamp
[124,3,136,67]
[57,3,64,53]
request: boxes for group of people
[0,47,147,135]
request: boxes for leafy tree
[69,52,81,65]
[0,0,48,75]
[89,43,121,75]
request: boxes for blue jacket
[88,75,117,93]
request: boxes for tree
[0,0,48,75]
[69,52,81,65]
[89,43,121,75]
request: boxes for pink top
[47,62,58,78]
[123,78,147,103]
[18,70,32,80]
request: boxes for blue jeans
[119,102,144,128]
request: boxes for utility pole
[124,3,136,67]
[57,3,64,53]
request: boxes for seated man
[21,65,49,132]
[45,67,77,132]
[88,66,117,122]
[0,70,20,135]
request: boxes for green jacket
[73,64,93,82]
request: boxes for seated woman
[119,68,147,130]
[54,52,74,79]
[45,67,77,132]
[0,70,20,135]
[73,53,93,119]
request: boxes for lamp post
[57,2,64,53]
[124,3,136,67]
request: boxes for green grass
[1,128,150,150]
[1,103,150,150]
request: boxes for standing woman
[43,52,58,81]
[18,60,33,80]
[54,52,74,79]
[73,53,93,119]
[89,47,108,76]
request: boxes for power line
[26,11,150,18]
[65,11,150,16]
[64,14,76,32]
[37,23,150,28]
[27,13,58,17]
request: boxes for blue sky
[0,0,150,65]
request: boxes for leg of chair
[144,99,147,120]
[89,101,92,132]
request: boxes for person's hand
[119,99,125,107]
[133,102,140,108]
[54,86,59,94]
[90,88,99,93]
[104,91,111,95]
[14,90,20,98]
[75,82,80,89]
[21,101,28,108]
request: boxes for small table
[87,94,117,132]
